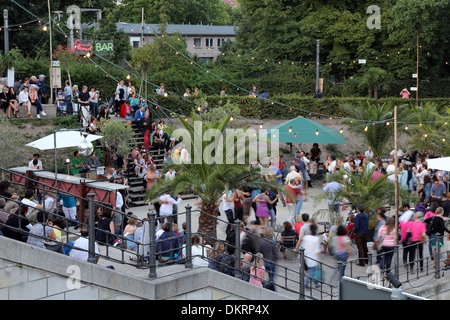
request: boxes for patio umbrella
[426,157,450,172]
[266,117,346,144]
[26,130,103,150]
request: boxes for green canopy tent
[266,117,346,147]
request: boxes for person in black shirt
[0,86,9,115]
[439,193,450,217]
[78,85,91,127]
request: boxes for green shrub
[150,95,450,120]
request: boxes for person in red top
[293,215,304,236]
[346,214,355,240]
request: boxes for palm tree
[342,101,409,158]
[315,166,415,229]
[145,110,281,243]
[358,67,393,99]
[401,102,449,156]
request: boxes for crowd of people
[1,75,48,119]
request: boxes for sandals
[27,112,33,119]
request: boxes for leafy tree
[342,101,409,157]
[402,102,449,156]
[316,166,414,229]
[0,49,23,77]
[145,110,281,243]
[358,67,393,99]
[98,119,134,158]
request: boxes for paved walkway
[85,181,450,300]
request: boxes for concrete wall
[0,236,291,300]
[0,104,57,119]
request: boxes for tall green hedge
[151,95,450,120]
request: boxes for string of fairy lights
[8,1,450,141]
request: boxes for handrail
[0,171,448,299]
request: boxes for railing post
[337,260,344,280]
[234,219,241,278]
[299,248,305,300]
[185,205,193,269]
[149,211,157,278]
[394,244,400,278]
[367,252,373,267]
[87,193,96,264]
[435,235,441,279]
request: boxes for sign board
[94,40,114,55]
[410,87,417,91]
[51,67,62,88]
[52,61,60,67]
[339,276,427,300]
[358,59,367,64]
[72,39,92,55]
[412,74,417,78]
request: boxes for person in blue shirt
[134,105,146,132]
[258,91,270,99]
[249,86,259,97]
[353,204,369,266]
[58,194,78,226]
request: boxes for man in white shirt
[71,226,100,263]
[21,189,43,216]
[28,154,43,170]
[415,164,429,186]
[19,86,32,117]
[159,192,182,223]
[285,166,301,184]
[221,191,234,227]
[390,149,404,158]
[386,160,395,173]
[364,147,374,159]
[165,168,176,181]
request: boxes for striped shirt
[377,225,396,247]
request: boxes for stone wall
[0,236,291,300]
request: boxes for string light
[42,25,47,31]
[364,126,368,132]
[288,127,292,133]
[294,133,297,138]
[404,125,409,131]
[339,128,344,134]
[315,130,319,136]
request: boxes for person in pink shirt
[400,88,410,99]
[377,217,396,273]
[400,212,427,273]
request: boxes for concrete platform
[0,104,57,119]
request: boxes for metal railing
[0,169,449,299]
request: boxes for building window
[198,57,213,64]
[132,41,140,48]
[205,38,214,48]
[217,38,226,48]
[193,38,202,48]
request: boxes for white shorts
[62,206,77,220]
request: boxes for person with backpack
[424,207,450,269]
[216,245,236,276]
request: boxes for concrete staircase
[126,122,165,207]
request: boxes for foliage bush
[151,94,450,120]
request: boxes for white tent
[426,157,450,172]
[26,130,103,150]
